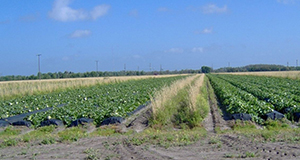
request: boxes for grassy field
[218,71,300,79]
[0,75,179,100]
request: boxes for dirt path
[2,133,299,160]
[204,78,231,133]
[1,132,299,160]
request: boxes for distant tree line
[0,69,204,81]
[214,64,300,73]
[2,64,299,82]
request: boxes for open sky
[1,0,300,76]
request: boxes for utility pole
[149,63,152,71]
[287,62,289,67]
[228,62,230,68]
[37,54,41,80]
[297,59,298,67]
[124,64,126,72]
[160,64,162,74]
[95,60,98,72]
[137,66,139,72]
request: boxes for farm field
[207,73,300,123]
[0,75,187,127]
[219,70,300,79]
[0,74,300,160]
[0,74,181,100]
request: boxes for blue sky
[1,0,300,76]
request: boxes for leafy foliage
[207,74,300,122]
[0,76,186,127]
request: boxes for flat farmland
[0,75,182,100]
[219,71,300,79]
[0,73,300,160]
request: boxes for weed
[40,137,56,145]
[58,127,87,142]
[0,126,21,137]
[245,151,256,157]
[224,153,234,158]
[90,126,118,136]
[83,148,100,160]
[1,138,18,147]
[128,127,206,148]
[18,151,27,155]
[209,136,220,144]
[102,141,110,149]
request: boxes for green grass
[224,152,257,159]
[224,119,300,143]
[58,127,88,142]
[83,148,101,160]
[0,126,21,137]
[22,125,56,142]
[128,127,207,148]
[151,75,209,129]
[150,87,188,128]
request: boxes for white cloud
[129,9,139,17]
[49,0,109,22]
[90,5,110,20]
[277,0,295,4]
[202,4,228,14]
[192,47,204,53]
[165,48,184,53]
[69,30,91,38]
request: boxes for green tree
[201,66,212,73]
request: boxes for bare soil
[1,83,300,160]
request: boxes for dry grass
[150,74,208,128]
[188,74,205,112]
[0,75,180,100]
[218,71,300,79]
[151,75,197,116]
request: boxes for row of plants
[1,76,187,127]
[214,74,300,115]
[216,74,300,101]
[150,74,209,129]
[207,74,274,123]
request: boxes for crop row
[207,74,273,123]
[208,74,300,121]
[214,74,300,114]
[215,75,300,102]
[1,76,187,127]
